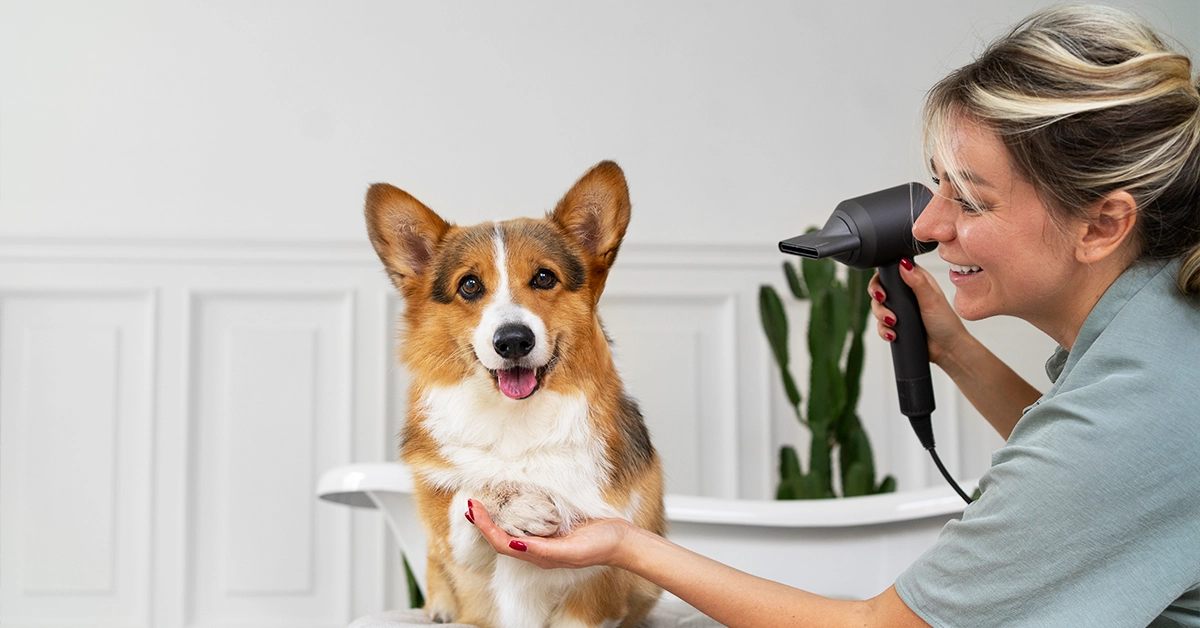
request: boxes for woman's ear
[1075,190,1138,264]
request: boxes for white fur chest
[415,375,618,519]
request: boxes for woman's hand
[869,258,967,367]
[466,499,635,570]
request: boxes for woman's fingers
[869,271,897,342]
[868,272,886,304]
[468,499,529,558]
[468,500,564,570]
[898,257,949,306]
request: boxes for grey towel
[348,596,724,627]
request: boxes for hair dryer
[779,182,973,503]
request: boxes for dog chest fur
[417,374,621,524]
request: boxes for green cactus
[759,254,897,500]
[404,554,424,608]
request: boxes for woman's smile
[947,262,983,284]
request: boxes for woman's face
[914,117,1083,326]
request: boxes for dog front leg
[423,558,459,624]
[450,492,499,569]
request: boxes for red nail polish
[509,540,527,552]
[873,291,885,303]
[885,331,896,342]
[465,510,475,524]
[883,316,896,327]
[899,257,914,271]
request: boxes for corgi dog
[364,161,665,628]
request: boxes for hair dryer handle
[878,262,937,426]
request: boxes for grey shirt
[896,258,1200,627]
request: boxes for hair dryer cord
[929,447,974,504]
[910,414,974,504]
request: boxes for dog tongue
[498,367,537,399]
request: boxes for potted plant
[759,247,896,499]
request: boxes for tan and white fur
[364,161,665,628]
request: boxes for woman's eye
[458,275,484,299]
[531,269,558,290]
[954,197,985,214]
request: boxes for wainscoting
[0,237,1032,627]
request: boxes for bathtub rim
[317,462,974,529]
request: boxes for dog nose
[493,324,535,359]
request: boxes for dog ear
[550,161,632,272]
[364,183,451,290]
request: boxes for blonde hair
[924,4,1200,293]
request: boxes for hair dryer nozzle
[779,231,860,260]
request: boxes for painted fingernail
[509,540,527,552]
[465,510,475,524]
[883,316,896,326]
[899,257,914,271]
[873,291,885,303]
[885,331,896,342]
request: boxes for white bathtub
[316,463,970,602]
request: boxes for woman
[470,6,1200,626]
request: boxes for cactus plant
[404,555,424,608]
[759,251,897,499]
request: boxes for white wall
[2,2,1197,627]
[4,1,1196,244]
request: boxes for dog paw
[486,487,562,537]
[426,605,455,624]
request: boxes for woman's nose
[913,193,954,243]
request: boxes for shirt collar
[1043,257,1175,385]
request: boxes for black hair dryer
[779,182,973,503]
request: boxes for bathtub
[316,463,970,602]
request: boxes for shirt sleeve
[895,379,1200,628]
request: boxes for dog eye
[458,275,484,299]
[531,269,558,290]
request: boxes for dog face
[365,161,631,400]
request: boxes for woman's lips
[948,261,983,284]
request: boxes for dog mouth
[491,366,541,400]
[486,342,559,400]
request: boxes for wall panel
[0,292,155,627]
[599,294,739,498]
[187,292,354,628]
